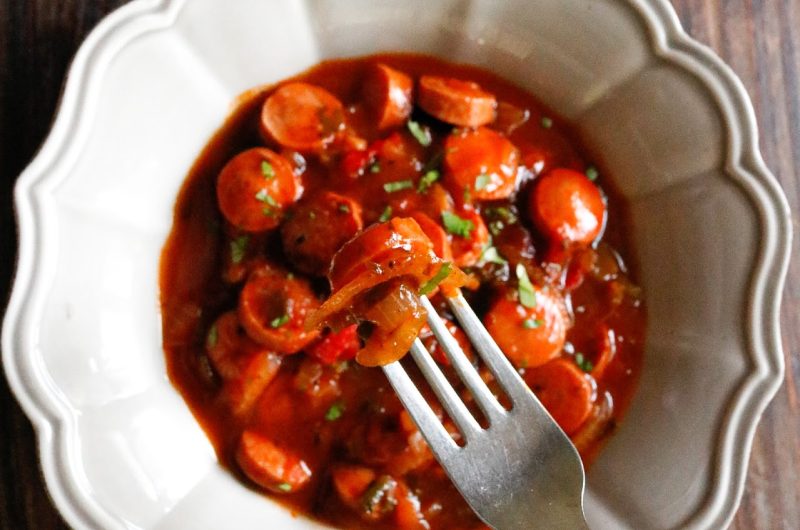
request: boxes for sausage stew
[160,54,646,530]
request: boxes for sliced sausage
[280,191,364,276]
[236,430,312,493]
[492,101,530,135]
[443,127,520,201]
[223,351,282,417]
[409,211,453,261]
[418,75,496,127]
[363,63,414,131]
[206,311,274,379]
[238,265,321,354]
[206,313,281,416]
[216,148,297,232]
[523,358,594,435]
[260,82,345,152]
[445,209,489,268]
[530,168,606,245]
[484,286,569,369]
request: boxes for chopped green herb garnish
[379,205,393,222]
[230,235,249,264]
[479,246,507,265]
[523,318,544,329]
[206,324,218,348]
[333,361,350,374]
[362,476,399,515]
[287,272,295,280]
[338,203,351,213]
[541,116,553,129]
[370,161,381,173]
[262,207,276,217]
[586,166,599,181]
[575,352,594,372]
[441,211,475,238]
[270,314,290,328]
[486,206,517,224]
[419,262,453,296]
[417,169,440,193]
[277,483,292,492]
[325,402,345,421]
[515,264,537,309]
[261,160,275,179]
[407,120,432,146]
[255,189,278,206]
[383,179,414,193]
[475,174,491,191]
[463,188,472,203]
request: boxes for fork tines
[382,293,527,449]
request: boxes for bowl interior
[30,0,759,528]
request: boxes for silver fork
[382,293,588,530]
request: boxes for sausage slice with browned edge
[216,148,297,232]
[261,82,345,152]
[281,191,364,276]
[418,75,497,127]
[362,63,414,131]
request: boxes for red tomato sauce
[160,54,646,530]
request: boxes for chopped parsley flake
[419,262,453,296]
[417,169,440,193]
[270,314,290,328]
[277,483,292,492]
[206,324,218,348]
[261,160,275,179]
[325,402,345,421]
[379,205,393,222]
[515,264,537,309]
[338,203,350,213]
[475,174,491,191]
[370,161,381,173]
[383,180,414,193]
[541,116,553,129]
[479,246,507,265]
[575,352,594,372]
[523,318,544,329]
[441,211,475,238]
[486,206,517,224]
[333,361,350,374]
[230,235,249,264]
[586,166,599,181]
[407,120,432,146]
[463,188,472,203]
[255,189,278,206]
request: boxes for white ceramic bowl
[2,0,792,529]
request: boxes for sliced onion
[357,283,426,366]
[307,217,470,367]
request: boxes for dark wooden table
[0,1,797,528]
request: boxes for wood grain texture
[0,0,797,528]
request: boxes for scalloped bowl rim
[1,0,792,529]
